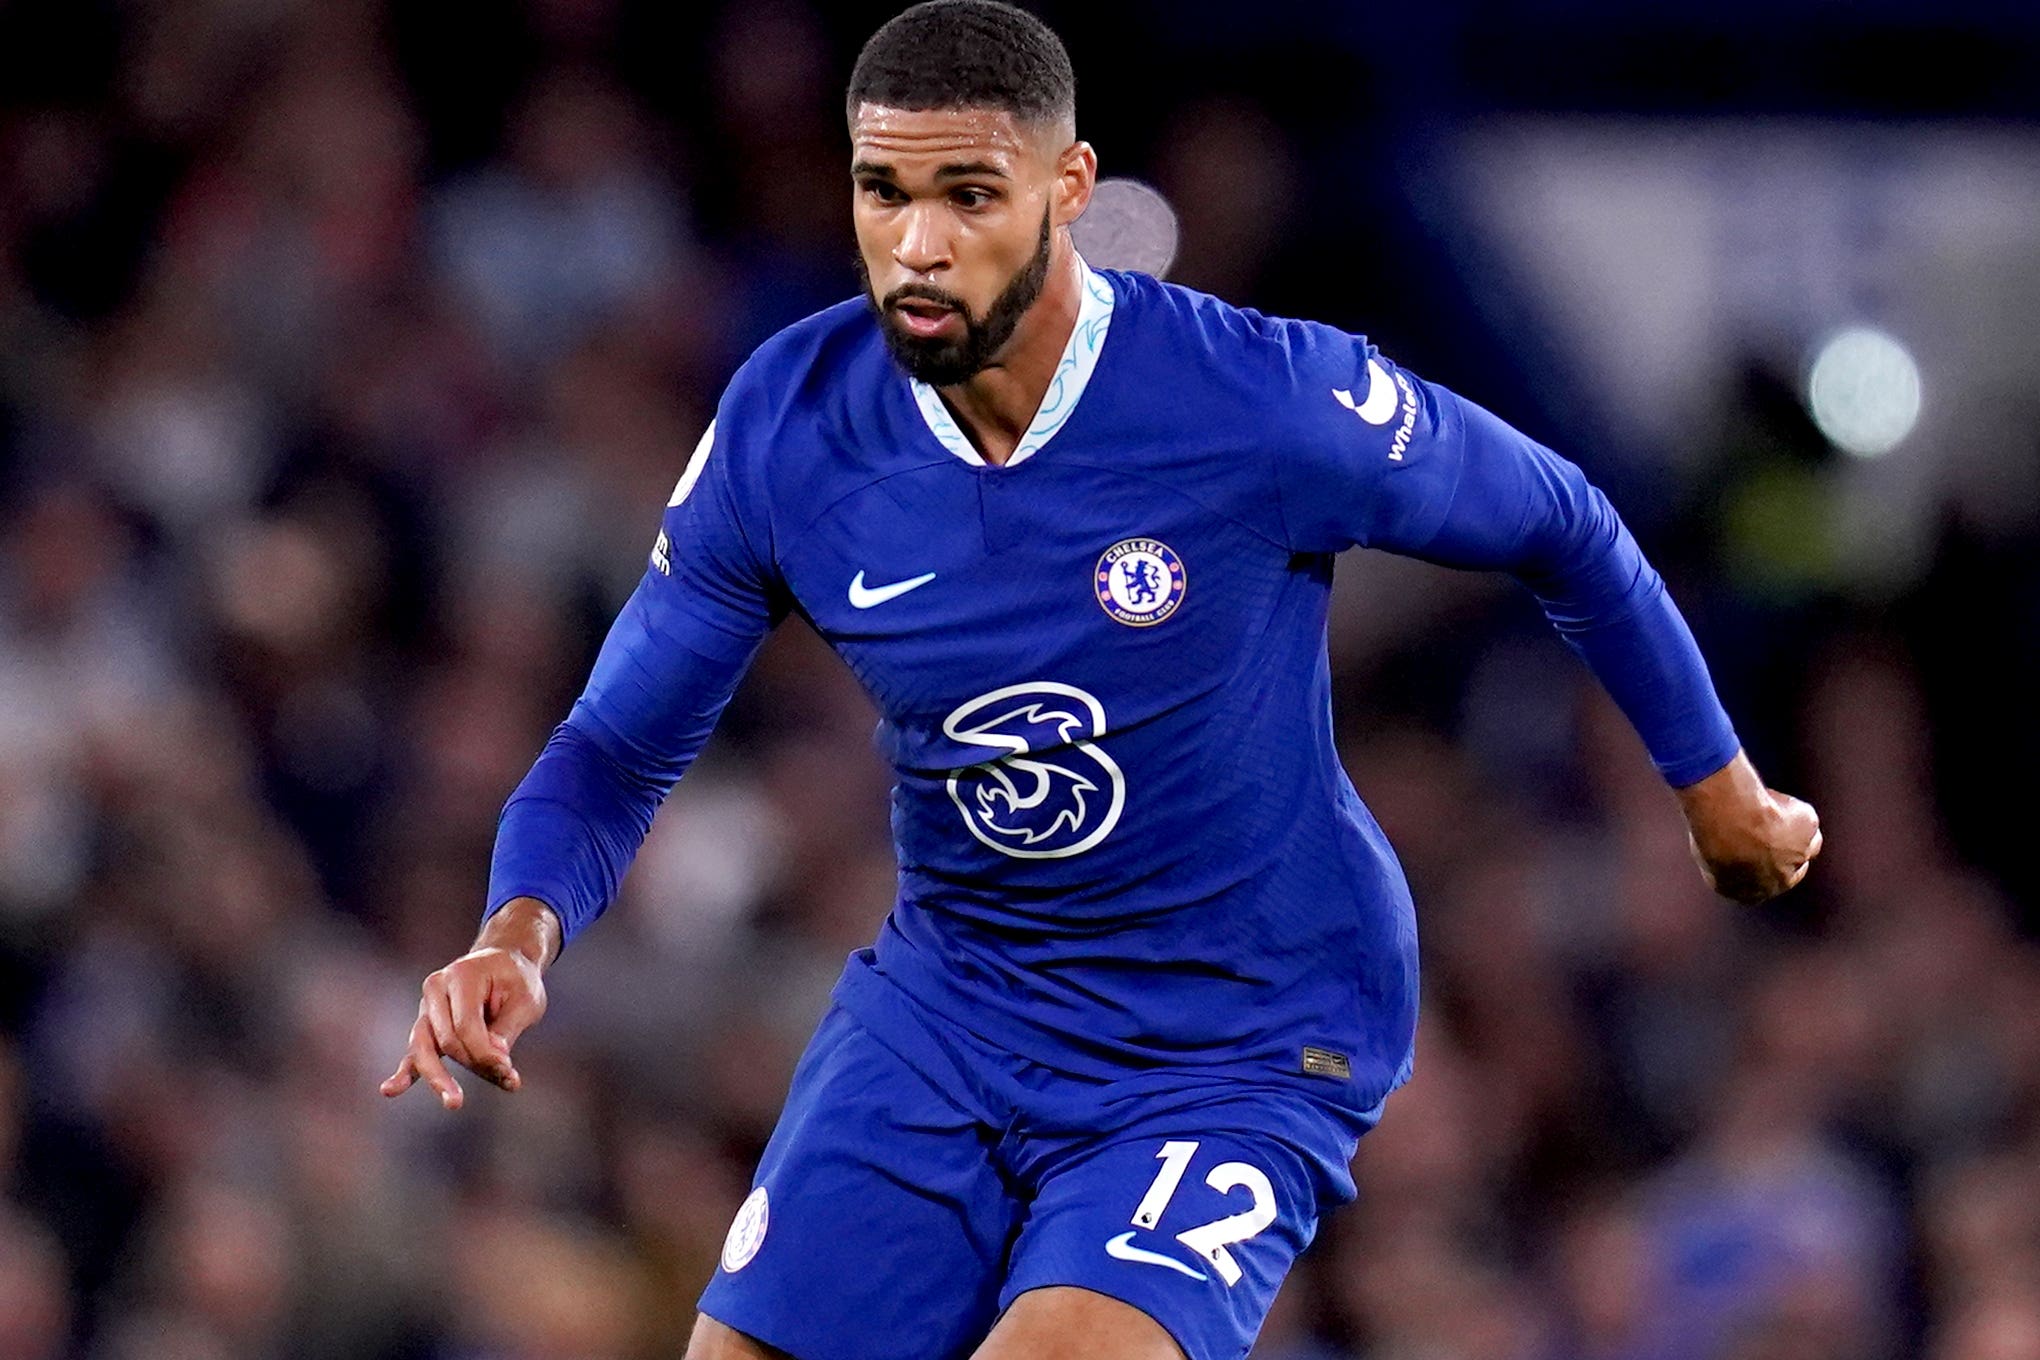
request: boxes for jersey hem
[833,937,1409,1119]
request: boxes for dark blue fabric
[484,268,1739,1111]
[699,973,1377,1360]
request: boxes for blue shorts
[697,958,1379,1360]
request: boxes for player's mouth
[892,299,963,339]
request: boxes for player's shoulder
[1102,270,1377,402]
[719,296,887,430]
[710,296,930,502]
[1100,270,1401,479]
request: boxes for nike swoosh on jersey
[848,570,937,608]
[1332,359,1399,426]
[1104,1232,1208,1281]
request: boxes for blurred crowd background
[3,1,2039,1358]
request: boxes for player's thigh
[685,1313,795,1360]
[697,1005,1016,1360]
[973,1285,1185,1360]
[999,1105,1359,1360]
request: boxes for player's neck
[933,246,1085,467]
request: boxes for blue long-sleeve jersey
[487,261,1738,1112]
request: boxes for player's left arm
[1272,337,1819,903]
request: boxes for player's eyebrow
[850,159,1010,181]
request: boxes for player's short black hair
[847,1,1075,130]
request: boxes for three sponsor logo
[943,682,1126,860]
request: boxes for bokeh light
[1805,325,1923,458]
[1069,177,1181,279]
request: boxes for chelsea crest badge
[1095,538,1186,627]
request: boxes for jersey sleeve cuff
[1656,728,1743,789]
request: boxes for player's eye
[951,187,995,210]
[860,180,907,204]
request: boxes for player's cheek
[969,212,1026,281]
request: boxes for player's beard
[861,208,1053,387]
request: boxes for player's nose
[891,204,951,276]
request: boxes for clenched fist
[1676,751,1823,904]
[381,897,560,1110]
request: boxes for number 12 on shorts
[1129,1140,1277,1286]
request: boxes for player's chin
[882,326,981,386]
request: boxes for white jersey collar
[908,254,1115,469]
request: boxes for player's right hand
[381,944,548,1110]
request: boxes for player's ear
[1054,140,1097,226]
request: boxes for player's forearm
[1538,552,1739,788]
[485,720,665,945]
